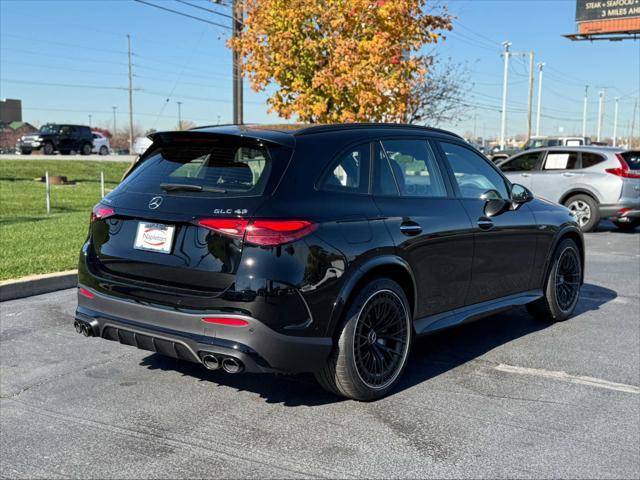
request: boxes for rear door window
[319,143,370,194]
[543,151,579,170]
[121,140,274,197]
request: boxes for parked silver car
[498,147,640,232]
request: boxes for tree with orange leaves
[230,0,452,123]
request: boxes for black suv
[74,124,584,400]
[18,124,93,155]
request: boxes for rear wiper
[160,183,227,193]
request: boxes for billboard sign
[576,0,640,22]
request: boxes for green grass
[0,160,130,281]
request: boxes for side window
[500,152,540,172]
[379,139,447,197]
[319,143,370,194]
[59,126,73,135]
[544,151,578,170]
[439,142,509,200]
[580,152,605,168]
[92,134,99,139]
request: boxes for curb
[0,270,78,302]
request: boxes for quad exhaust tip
[202,355,220,370]
[222,357,243,374]
[74,319,98,337]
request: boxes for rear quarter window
[580,152,605,168]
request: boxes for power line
[133,0,231,29]
[0,78,132,91]
[175,0,233,19]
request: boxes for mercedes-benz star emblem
[148,196,163,210]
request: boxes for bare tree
[407,56,469,127]
[111,124,144,149]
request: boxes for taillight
[78,287,94,298]
[246,220,317,246]
[197,218,249,238]
[90,204,115,222]
[606,155,640,179]
[197,218,317,246]
[201,317,249,327]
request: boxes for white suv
[91,132,111,156]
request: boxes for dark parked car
[17,124,93,155]
[74,124,584,400]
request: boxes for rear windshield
[621,151,640,170]
[121,140,275,197]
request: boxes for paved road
[0,154,135,163]
[1,226,639,479]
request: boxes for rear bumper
[75,286,332,373]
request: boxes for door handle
[477,218,494,230]
[400,222,422,236]
[562,172,577,177]
[521,173,530,177]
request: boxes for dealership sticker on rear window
[134,222,175,254]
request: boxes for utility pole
[232,0,243,124]
[535,62,544,137]
[112,106,117,134]
[473,111,477,140]
[613,97,619,147]
[582,86,588,138]
[597,90,604,142]
[88,114,92,127]
[127,34,134,153]
[526,51,535,141]
[499,41,511,150]
[630,98,638,149]
[177,101,183,130]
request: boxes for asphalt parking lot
[1,223,638,479]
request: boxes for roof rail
[293,123,463,139]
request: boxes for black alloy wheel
[527,238,582,322]
[555,246,581,312]
[315,278,412,401]
[353,290,409,389]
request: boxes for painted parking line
[494,363,640,395]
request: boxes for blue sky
[1,0,638,139]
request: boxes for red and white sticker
[134,222,175,254]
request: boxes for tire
[20,149,32,155]
[81,143,92,155]
[527,238,582,322]
[99,145,109,156]
[613,219,640,232]
[42,143,54,155]
[564,194,599,232]
[315,278,412,401]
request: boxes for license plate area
[134,222,175,254]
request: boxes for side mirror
[484,198,510,217]
[511,183,534,206]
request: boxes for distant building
[0,99,22,123]
[0,121,37,151]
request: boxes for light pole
[613,97,619,147]
[582,85,588,138]
[499,41,512,150]
[535,63,544,137]
[88,114,92,127]
[597,90,605,142]
[112,106,117,134]
[177,101,183,130]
